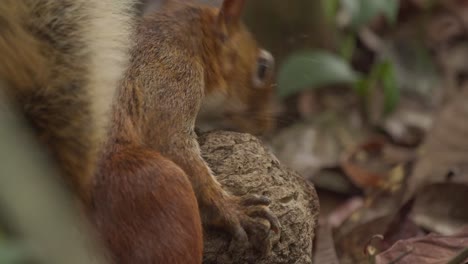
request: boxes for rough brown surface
[199,131,320,264]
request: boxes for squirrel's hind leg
[92,146,203,264]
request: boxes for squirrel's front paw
[207,194,281,255]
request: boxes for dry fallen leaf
[334,194,404,264]
[341,138,412,192]
[271,113,366,194]
[376,228,468,264]
[333,190,423,264]
[335,213,393,264]
[328,197,364,229]
[411,183,468,235]
[406,88,468,201]
[341,139,392,190]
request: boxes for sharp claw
[211,194,280,255]
[246,206,281,234]
[269,215,281,234]
[241,194,271,206]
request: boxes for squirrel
[1,0,278,263]
[92,0,279,263]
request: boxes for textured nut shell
[199,131,319,264]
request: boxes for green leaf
[380,62,399,114]
[378,0,399,25]
[341,0,361,25]
[341,0,399,29]
[353,61,399,115]
[277,51,360,98]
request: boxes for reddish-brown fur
[92,1,278,263]
[2,0,276,263]
[91,145,203,264]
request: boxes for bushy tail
[0,0,134,201]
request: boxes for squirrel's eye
[257,58,269,81]
[253,49,274,88]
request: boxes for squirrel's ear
[218,0,246,31]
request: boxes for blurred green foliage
[278,51,360,98]
[355,61,399,114]
[277,0,400,116]
[323,0,341,24]
[342,0,399,29]
[0,240,33,264]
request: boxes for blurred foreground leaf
[278,51,359,98]
[0,241,33,264]
[0,89,108,264]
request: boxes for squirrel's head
[198,0,276,135]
